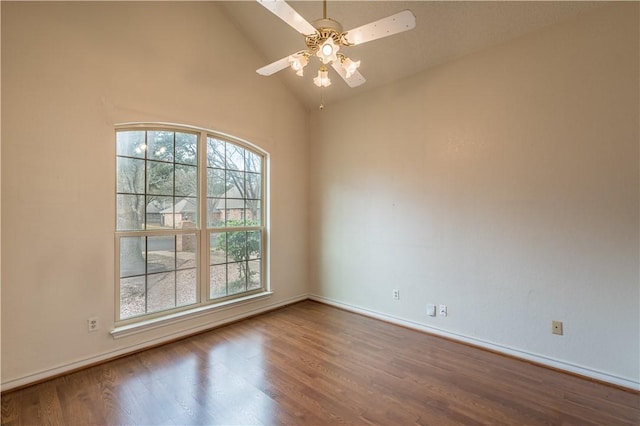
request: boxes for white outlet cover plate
[439,305,447,316]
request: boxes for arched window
[115,124,267,325]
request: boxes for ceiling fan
[256,0,416,91]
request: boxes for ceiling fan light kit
[313,65,332,88]
[339,55,360,79]
[316,35,340,65]
[256,0,416,103]
[288,52,309,76]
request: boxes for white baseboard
[1,294,308,392]
[309,294,640,392]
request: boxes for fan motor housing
[312,18,343,33]
[306,18,345,52]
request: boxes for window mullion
[198,130,209,304]
[142,124,149,315]
[144,236,149,316]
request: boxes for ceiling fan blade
[331,61,366,88]
[257,56,292,76]
[343,10,416,46]
[256,0,317,36]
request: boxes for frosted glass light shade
[313,67,331,87]
[288,53,308,76]
[342,57,360,78]
[316,37,339,64]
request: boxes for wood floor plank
[2,300,638,425]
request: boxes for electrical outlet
[552,320,563,335]
[439,304,447,316]
[88,317,99,332]
[393,289,400,300]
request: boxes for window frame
[114,123,268,328]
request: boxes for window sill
[111,291,273,339]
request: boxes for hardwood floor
[2,301,639,425]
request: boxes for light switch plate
[426,304,436,316]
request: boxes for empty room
[1,1,638,424]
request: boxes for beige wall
[309,4,639,388]
[1,2,309,388]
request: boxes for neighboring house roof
[210,187,246,210]
[224,187,242,198]
[161,198,197,214]
[224,198,245,210]
[159,187,252,214]
[146,202,162,214]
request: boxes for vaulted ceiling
[219,1,603,110]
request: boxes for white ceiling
[219,1,603,110]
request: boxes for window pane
[175,132,197,165]
[147,272,176,314]
[207,168,226,197]
[176,232,197,269]
[147,235,175,273]
[117,131,146,158]
[226,170,245,196]
[147,196,174,229]
[228,262,246,295]
[173,197,197,228]
[246,151,261,173]
[117,195,145,231]
[210,264,227,299]
[245,200,261,226]
[226,144,245,171]
[147,161,174,196]
[246,172,261,199]
[247,231,261,260]
[148,130,174,162]
[207,198,225,227]
[117,157,145,194]
[120,275,146,319]
[225,199,245,226]
[210,233,226,265]
[175,164,197,197]
[177,269,197,307]
[119,236,146,277]
[207,137,225,168]
[225,231,246,262]
[248,260,261,290]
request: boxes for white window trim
[110,291,273,339]
[114,122,269,333]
